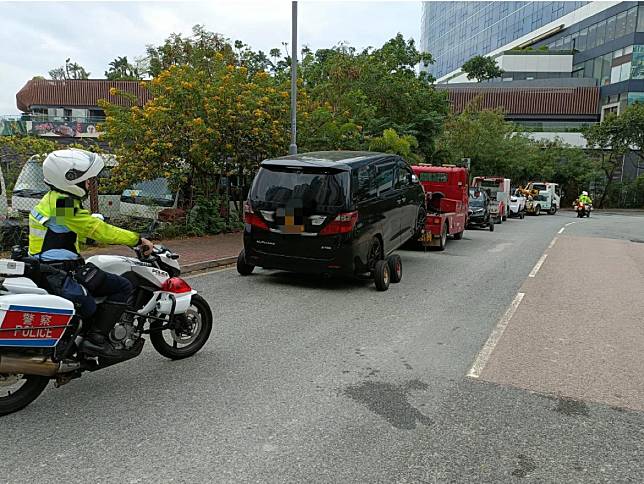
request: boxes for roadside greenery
[97,27,450,233]
[461,55,504,82]
[14,24,644,223]
[436,102,599,203]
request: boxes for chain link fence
[0,153,251,250]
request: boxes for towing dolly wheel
[236,249,255,276]
[453,230,464,240]
[489,221,495,232]
[387,254,402,283]
[374,260,390,291]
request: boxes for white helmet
[42,149,104,198]
[582,191,588,196]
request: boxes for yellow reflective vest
[29,191,140,260]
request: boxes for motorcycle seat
[1,277,49,295]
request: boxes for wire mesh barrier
[0,153,250,251]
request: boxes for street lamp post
[289,1,298,155]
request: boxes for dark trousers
[72,273,133,318]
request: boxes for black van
[237,151,425,290]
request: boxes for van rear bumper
[244,233,362,276]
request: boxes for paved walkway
[478,234,644,412]
[83,231,243,272]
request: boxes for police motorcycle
[574,199,592,218]
[0,243,212,416]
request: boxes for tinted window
[395,164,412,189]
[587,24,596,50]
[353,164,378,200]
[469,192,486,207]
[374,163,395,195]
[615,12,627,38]
[419,172,448,183]
[251,166,349,211]
[626,7,637,34]
[606,15,616,41]
[577,28,587,50]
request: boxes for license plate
[282,224,304,234]
[421,232,433,244]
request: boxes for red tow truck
[411,164,469,251]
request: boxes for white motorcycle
[0,244,212,416]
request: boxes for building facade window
[632,45,644,80]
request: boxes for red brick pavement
[83,231,243,268]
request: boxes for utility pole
[289,0,298,155]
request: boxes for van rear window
[251,167,349,210]
[419,172,448,183]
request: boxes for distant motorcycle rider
[28,149,154,357]
[578,191,592,205]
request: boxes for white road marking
[565,222,576,227]
[548,237,558,249]
[558,227,565,234]
[467,292,525,379]
[528,254,548,278]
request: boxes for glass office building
[422,2,644,115]
[421,2,588,79]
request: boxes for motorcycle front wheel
[149,294,213,360]
[0,373,49,416]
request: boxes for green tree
[145,25,236,77]
[616,102,644,168]
[99,63,291,218]
[461,55,504,82]
[299,34,448,157]
[582,114,628,208]
[369,128,422,164]
[49,58,90,80]
[437,105,517,176]
[105,56,141,80]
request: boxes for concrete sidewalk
[478,235,644,412]
[83,231,243,273]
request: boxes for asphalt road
[1,211,643,483]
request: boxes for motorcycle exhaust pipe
[0,354,71,377]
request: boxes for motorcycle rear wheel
[149,294,213,360]
[0,373,49,416]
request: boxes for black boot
[79,302,127,359]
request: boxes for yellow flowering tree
[99,62,290,209]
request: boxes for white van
[11,154,120,218]
[119,177,178,220]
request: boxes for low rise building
[1,79,149,138]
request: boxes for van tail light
[320,211,358,235]
[161,277,192,294]
[243,201,269,231]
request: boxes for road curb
[182,256,237,273]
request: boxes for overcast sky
[0,0,421,114]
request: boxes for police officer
[28,149,153,357]
[579,191,592,205]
